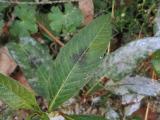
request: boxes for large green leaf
[151,49,160,76]
[66,115,106,120]
[49,15,112,110]
[7,37,53,100]
[0,73,39,111]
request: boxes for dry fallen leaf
[11,68,32,90]
[79,0,94,25]
[0,47,17,75]
[0,47,31,90]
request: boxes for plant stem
[37,22,64,47]
[0,0,79,4]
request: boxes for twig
[107,42,111,55]
[144,71,156,120]
[37,22,64,47]
[111,0,115,19]
[144,102,150,120]
[0,0,79,4]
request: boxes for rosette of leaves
[48,3,83,34]
[1,14,112,119]
[10,5,38,37]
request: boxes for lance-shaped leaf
[0,73,39,111]
[93,37,160,81]
[66,115,106,120]
[49,15,112,110]
[7,37,53,100]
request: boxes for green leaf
[66,115,106,120]
[10,20,37,37]
[7,37,53,101]
[49,14,112,110]
[151,49,160,76]
[0,73,39,111]
[14,5,36,21]
[48,3,83,33]
[48,7,63,33]
[10,5,37,37]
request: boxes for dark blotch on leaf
[28,55,42,68]
[72,48,88,65]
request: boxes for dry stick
[107,42,111,55]
[111,0,115,19]
[0,0,79,4]
[37,22,64,47]
[144,102,150,120]
[144,71,156,120]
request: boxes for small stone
[50,115,65,120]
[85,106,92,114]
[91,108,98,114]
[75,103,80,114]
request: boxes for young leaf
[10,5,37,37]
[151,49,160,76]
[66,115,106,120]
[7,37,53,101]
[48,3,83,33]
[49,14,112,110]
[0,73,39,111]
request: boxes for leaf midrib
[48,21,107,111]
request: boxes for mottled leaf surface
[151,49,160,76]
[124,102,141,116]
[49,15,112,110]
[0,73,39,111]
[107,76,160,96]
[94,37,160,81]
[105,106,120,120]
[7,37,53,100]
[67,115,106,120]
